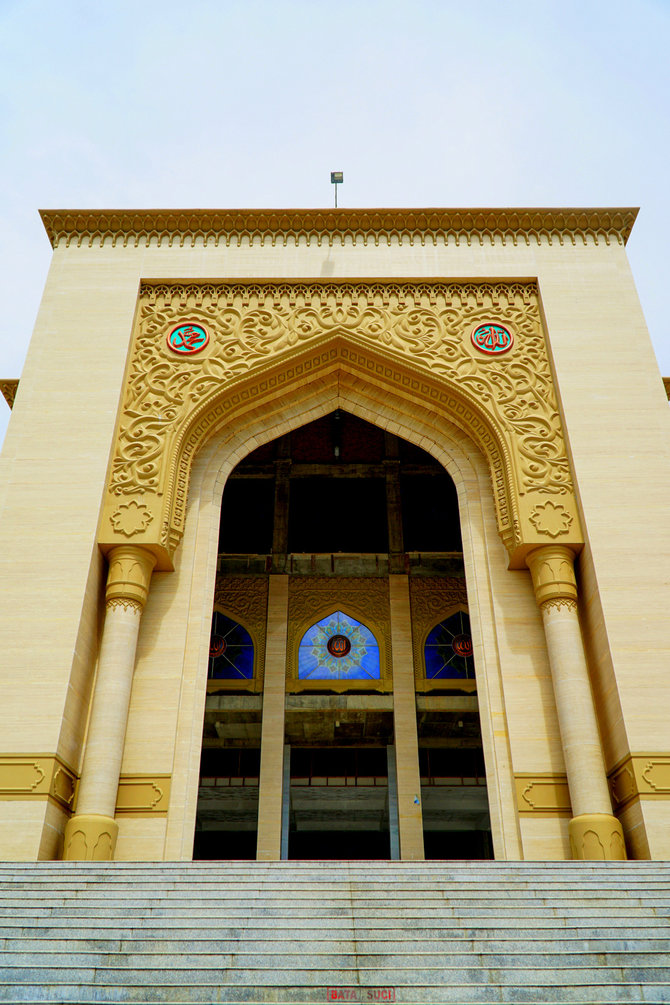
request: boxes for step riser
[0,863,668,1004]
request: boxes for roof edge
[39,207,639,250]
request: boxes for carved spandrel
[111,282,568,499]
[100,281,583,566]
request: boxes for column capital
[526,544,578,612]
[105,545,157,611]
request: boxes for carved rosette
[287,577,391,690]
[99,281,583,568]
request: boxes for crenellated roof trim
[40,207,638,250]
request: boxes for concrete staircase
[0,861,669,1003]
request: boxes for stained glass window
[424,610,475,680]
[298,611,381,681]
[208,611,254,679]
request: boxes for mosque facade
[0,207,668,863]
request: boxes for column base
[569,813,626,860]
[62,814,119,861]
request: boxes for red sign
[327,990,395,1002]
[166,321,210,355]
[471,322,513,356]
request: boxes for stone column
[526,545,626,860]
[389,574,424,860]
[63,545,156,861]
[256,575,289,860]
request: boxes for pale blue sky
[1,0,669,446]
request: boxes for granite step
[0,862,668,1004]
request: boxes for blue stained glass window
[208,611,255,680]
[424,610,475,680]
[298,611,381,681]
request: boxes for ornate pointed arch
[285,582,392,693]
[100,280,583,569]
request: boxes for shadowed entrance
[193,411,492,860]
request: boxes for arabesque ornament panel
[100,281,583,567]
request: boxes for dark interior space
[193,746,261,861]
[218,410,462,559]
[288,745,391,861]
[289,477,388,553]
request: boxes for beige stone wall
[2,216,669,859]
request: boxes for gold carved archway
[99,280,583,569]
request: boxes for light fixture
[330,171,343,208]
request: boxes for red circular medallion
[327,634,351,658]
[471,322,513,356]
[452,634,473,658]
[167,321,210,355]
[210,635,227,658]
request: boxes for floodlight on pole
[330,171,343,208]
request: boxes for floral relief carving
[110,500,154,537]
[530,501,573,537]
[102,281,581,561]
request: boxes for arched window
[208,610,255,680]
[424,610,475,681]
[298,611,380,681]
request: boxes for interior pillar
[526,545,626,860]
[256,575,289,860]
[63,545,156,861]
[389,574,424,860]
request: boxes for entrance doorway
[194,411,493,860]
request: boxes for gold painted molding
[0,755,77,809]
[608,754,670,809]
[99,280,583,569]
[115,774,171,814]
[0,758,172,817]
[40,207,637,249]
[0,379,18,409]
[515,773,572,814]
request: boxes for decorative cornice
[0,379,18,409]
[40,207,638,250]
